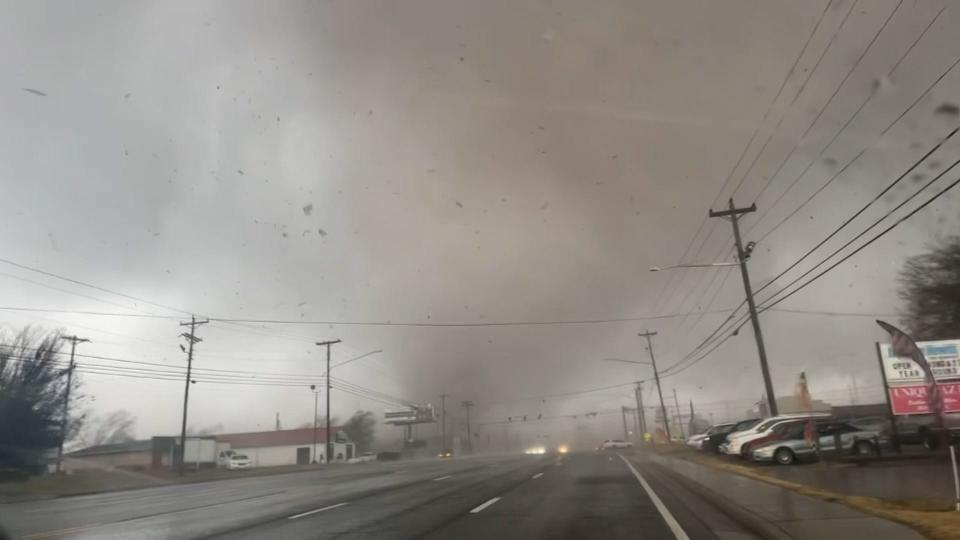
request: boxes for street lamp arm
[650,262,739,272]
[601,357,652,366]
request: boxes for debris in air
[124,93,131,99]
[237,169,244,175]
[302,203,313,216]
[540,202,549,210]
[317,228,328,237]
[935,102,959,119]
[823,157,837,167]
[22,88,47,96]
[911,173,925,184]
[456,201,463,208]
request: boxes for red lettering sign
[889,383,960,415]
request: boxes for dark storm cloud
[2,0,959,437]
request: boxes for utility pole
[634,382,647,438]
[316,339,341,463]
[639,331,671,442]
[440,393,448,452]
[178,316,208,476]
[689,399,695,435]
[621,406,630,440]
[462,400,474,453]
[310,385,320,463]
[57,335,89,473]
[672,388,685,439]
[709,199,777,416]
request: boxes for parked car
[598,439,632,450]
[740,420,807,457]
[721,413,830,457]
[687,423,735,450]
[750,421,884,465]
[224,454,252,470]
[347,452,377,464]
[702,419,760,453]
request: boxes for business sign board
[384,406,436,425]
[889,383,960,415]
[879,339,960,384]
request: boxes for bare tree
[0,326,82,471]
[898,236,960,341]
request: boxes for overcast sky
[3,0,959,445]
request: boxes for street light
[310,384,321,464]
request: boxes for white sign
[880,339,960,383]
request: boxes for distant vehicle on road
[701,419,759,453]
[437,449,453,458]
[376,451,402,461]
[598,439,632,450]
[750,421,884,465]
[224,454,252,470]
[347,452,377,464]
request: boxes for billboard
[889,383,960,415]
[384,406,436,425]
[879,339,960,384]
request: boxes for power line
[753,49,960,243]
[758,157,960,308]
[0,257,193,317]
[758,169,960,312]
[753,128,959,299]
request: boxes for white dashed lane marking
[288,502,348,520]
[532,473,544,479]
[433,475,453,481]
[469,497,501,513]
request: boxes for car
[722,413,831,457]
[347,452,377,463]
[224,454,252,470]
[598,439,632,450]
[750,421,885,465]
[703,419,759,453]
[740,420,807,457]
[687,423,735,450]
[437,449,453,458]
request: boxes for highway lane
[1,452,757,539]
[0,455,525,539]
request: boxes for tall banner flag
[877,320,943,428]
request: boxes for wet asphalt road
[0,452,755,540]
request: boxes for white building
[216,427,355,466]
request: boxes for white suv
[722,413,830,457]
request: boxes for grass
[676,449,960,540]
[0,463,325,503]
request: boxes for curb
[643,456,792,540]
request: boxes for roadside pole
[950,443,960,512]
[672,388,685,439]
[639,331,671,442]
[875,342,901,453]
[621,406,630,440]
[316,339,341,463]
[57,335,90,474]
[178,316,208,476]
[634,382,647,441]
[462,401,474,453]
[310,385,320,463]
[709,199,777,416]
[440,393,448,452]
